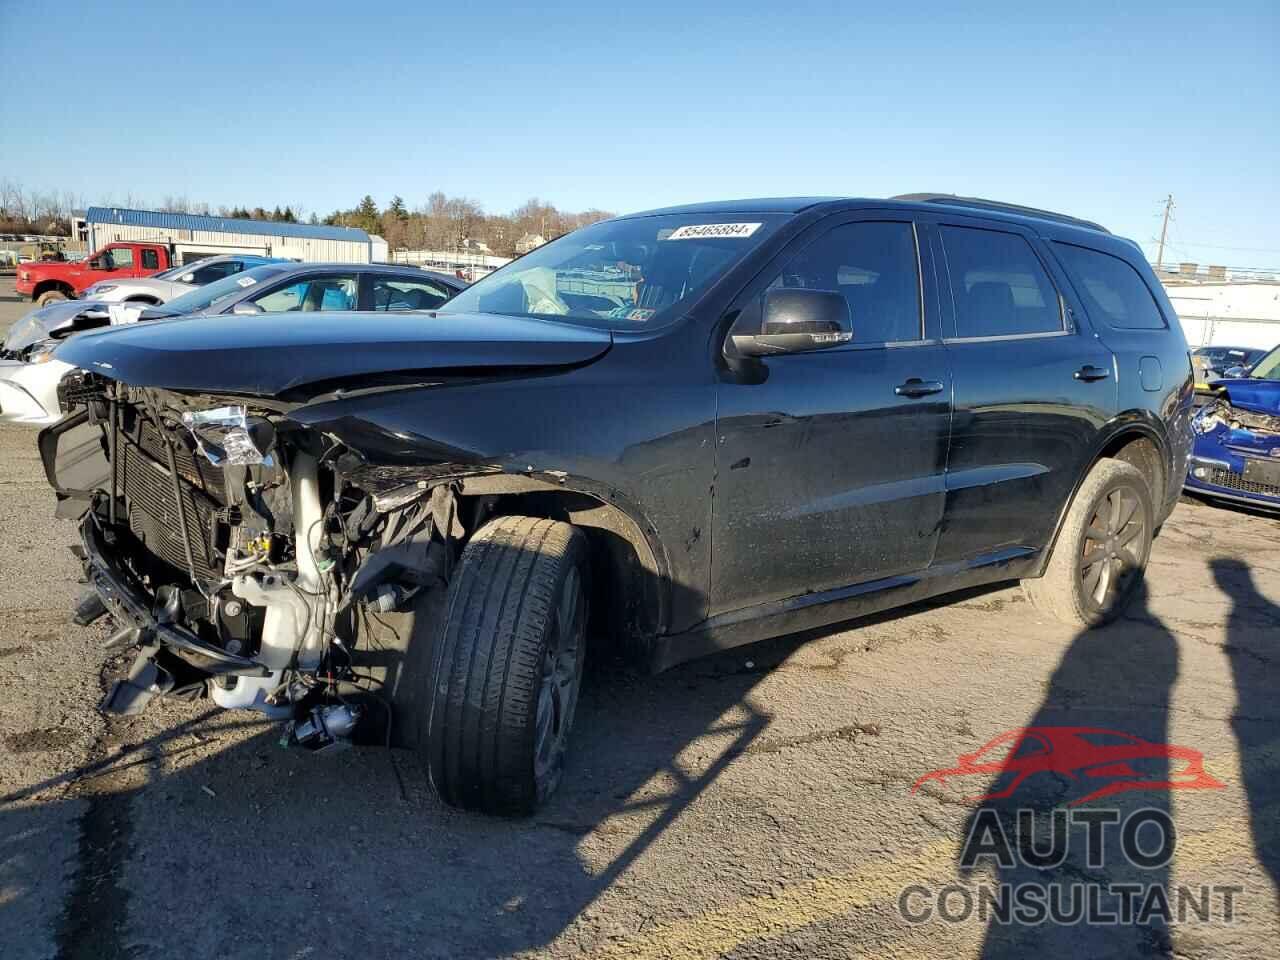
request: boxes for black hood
[52,310,613,397]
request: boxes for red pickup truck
[15,242,173,305]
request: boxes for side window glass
[141,249,159,270]
[371,277,452,311]
[941,226,1062,338]
[193,261,238,284]
[763,221,921,343]
[1052,243,1166,330]
[251,276,357,312]
[109,248,135,270]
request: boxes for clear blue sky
[2,0,1276,267]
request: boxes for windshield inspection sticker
[664,222,763,241]
[236,276,258,287]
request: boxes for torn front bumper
[78,513,271,715]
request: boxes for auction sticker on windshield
[665,222,763,241]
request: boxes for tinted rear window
[940,226,1063,338]
[1053,242,1166,330]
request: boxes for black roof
[621,198,838,218]
[621,194,1109,235]
[890,193,1109,233]
[278,262,464,286]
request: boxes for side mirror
[231,301,264,316]
[1222,365,1248,379]
[731,289,852,357]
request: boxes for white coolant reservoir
[212,451,328,712]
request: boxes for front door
[711,217,953,616]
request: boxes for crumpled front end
[44,374,459,750]
[1186,394,1280,509]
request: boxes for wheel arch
[454,473,669,658]
[33,279,75,299]
[1034,414,1172,577]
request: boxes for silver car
[79,254,283,305]
[0,262,463,425]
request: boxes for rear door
[928,218,1117,564]
[363,273,456,310]
[711,215,953,615]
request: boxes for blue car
[1186,342,1280,509]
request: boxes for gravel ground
[0,283,1276,960]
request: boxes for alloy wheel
[533,567,584,782]
[1078,484,1147,613]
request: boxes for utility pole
[1156,194,1173,270]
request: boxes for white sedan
[79,254,283,305]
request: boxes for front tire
[1022,459,1154,627]
[35,289,69,306]
[425,515,588,815]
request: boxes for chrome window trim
[943,329,1074,345]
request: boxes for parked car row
[0,260,463,424]
[6,193,1275,817]
[1190,344,1270,390]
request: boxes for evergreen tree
[355,195,379,232]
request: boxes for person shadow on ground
[1211,557,1280,908]
[959,580,1181,959]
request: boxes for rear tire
[425,515,588,815]
[1022,459,1154,628]
[36,289,69,306]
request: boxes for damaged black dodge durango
[43,195,1194,815]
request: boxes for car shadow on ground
[5,557,895,960]
[0,568,1015,959]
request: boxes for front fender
[283,358,718,635]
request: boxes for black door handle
[894,378,945,398]
[1074,365,1111,382]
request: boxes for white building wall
[1165,282,1280,352]
[86,222,372,264]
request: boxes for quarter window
[941,226,1063,338]
[764,221,922,343]
[371,277,452,310]
[191,261,242,284]
[1052,243,1166,330]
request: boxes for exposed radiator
[116,415,226,581]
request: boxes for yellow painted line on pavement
[593,806,1277,960]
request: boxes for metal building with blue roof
[84,207,385,264]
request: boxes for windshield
[438,214,786,329]
[158,264,290,315]
[1249,345,1280,380]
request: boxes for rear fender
[1033,413,1174,577]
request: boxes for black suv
[43,195,1193,814]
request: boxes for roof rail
[890,193,1109,234]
